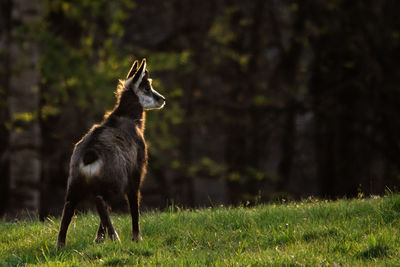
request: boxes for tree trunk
[0,0,12,216]
[8,0,42,215]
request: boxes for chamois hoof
[94,235,105,243]
[132,233,143,241]
[110,232,120,242]
[56,241,65,248]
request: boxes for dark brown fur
[57,59,164,247]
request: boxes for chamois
[57,59,165,247]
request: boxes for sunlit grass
[1,195,400,266]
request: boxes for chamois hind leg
[127,190,142,241]
[57,198,79,248]
[94,222,106,243]
[95,195,120,242]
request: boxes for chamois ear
[132,58,146,88]
[126,60,139,79]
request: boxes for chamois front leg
[95,195,120,242]
[127,189,142,241]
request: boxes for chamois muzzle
[152,90,166,108]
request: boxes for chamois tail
[83,150,99,165]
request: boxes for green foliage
[147,51,193,72]
[39,0,135,112]
[187,157,227,178]
[2,195,400,265]
[208,7,238,46]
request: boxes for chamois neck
[110,89,144,127]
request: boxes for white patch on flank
[80,159,103,179]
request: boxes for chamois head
[125,59,166,110]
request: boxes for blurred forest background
[1,0,400,219]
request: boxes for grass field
[1,194,400,266]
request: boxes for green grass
[2,195,400,266]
